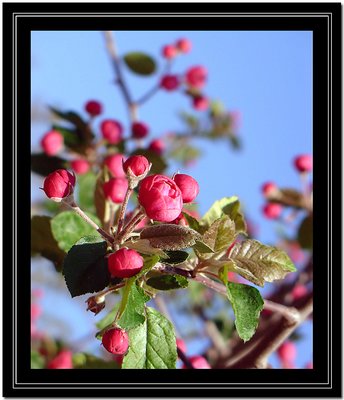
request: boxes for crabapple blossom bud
[107,248,144,278]
[70,159,90,175]
[102,328,129,355]
[182,355,211,369]
[277,341,297,364]
[103,178,128,204]
[185,66,207,89]
[43,169,76,202]
[176,338,187,354]
[100,119,123,144]
[262,203,282,219]
[31,303,41,322]
[261,182,279,197]
[86,294,106,315]
[148,139,165,155]
[294,154,313,173]
[132,121,149,139]
[123,155,150,178]
[138,174,183,222]
[47,350,73,369]
[162,44,177,59]
[85,100,102,116]
[173,174,199,203]
[192,96,209,111]
[41,130,63,156]
[160,75,180,91]
[176,38,192,53]
[104,154,126,178]
[291,284,308,301]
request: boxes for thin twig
[116,188,133,235]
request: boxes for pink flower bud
[160,75,180,91]
[103,178,128,203]
[176,338,187,354]
[291,284,308,301]
[185,66,207,89]
[132,121,149,139]
[123,155,150,177]
[262,203,282,219]
[277,341,297,364]
[85,100,102,117]
[138,174,183,222]
[41,130,63,156]
[31,303,41,321]
[100,119,123,144]
[107,248,144,278]
[294,154,313,173]
[261,182,279,197]
[162,44,177,59]
[104,153,126,178]
[102,328,129,355]
[182,355,211,369]
[176,38,192,53]
[70,159,90,175]
[192,96,209,111]
[42,169,76,202]
[148,139,165,155]
[47,350,73,369]
[173,174,199,203]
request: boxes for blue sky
[31,30,312,368]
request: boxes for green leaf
[96,307,118,332]
[267,187,305,209]
[51,211,101,252]
[117,283,150,330]
[31,350,45,369]
[297,215,313,249]
[78,172,97,213]
[124,238,167,257]
[140,224,201,251]
[146,275,188,291]
[52,125,81,147]
[31,215,66,271]
[63,235,110,297]
[130,148,167,174]
[182,212,201,232]
[123,52,156,76]
[202,215,237,252]
[31,153,67,176]
[122,307,177,369]
[227,239,296,287]
[201,196,247,235]
[193,240,215,254]
[225,282,264,342]
[161,250,189,265]
[73,353,119,369]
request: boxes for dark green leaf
[31,153,67,176]
[31,215,66,271]
[123,52,156,76]
[297,215,313,249]
[140,224,201,251]
[146,275,188,290]
[122,307,177,369]
[31,350,45,369]
[130,148,167,174]
[51,211,101,252]
[63,235,110,297]
[161,250,189,265]
[52,125,80,147]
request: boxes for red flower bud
[123,155,150,178]
[138,174,183,222]
[85,100,102,117]
[148,139,165,155]
[70,159,90,175]
[291,284,308,301]
[185,65,207,89]
[43,169,76,202]
[102,328,129,355]
[31,303,41,322]
[182,355,211,369]
[100,119,123,144]
[160,75,180,91]
[41,130,63,156]
[173,174,199,203]
[104,153,126,178]
[162,44,177,59]
[294,154,313,173]
[176,338,187,354]
[261,182,278,197]
[192,96,209,111]
[132,122,149,139]
[277,341,297,364]
[262,203,282,219]
[176,38,192,54]
[47,350,73,369]
[108,248,144,278]
[103,178,128,203]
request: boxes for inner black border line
[11,8,332,391]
